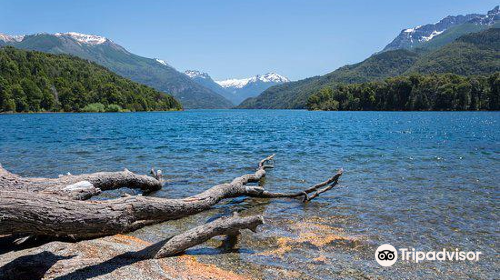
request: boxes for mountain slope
[239,28,500,109]
[415,23,491,51]
[238,49,420,109]
[0,47,182,112]
[0,32,233,109]
[383,14,480,52]
[382,6,499,52]
[184,70,234,104]
[408,28,500,75]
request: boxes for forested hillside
[0,47,182,112]
[408,28,500,75]
[239,28,500,109]
[239,50,420,109]
[0,33,233,109]
[307,73,499,111]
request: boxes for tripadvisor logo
[375,244,482,267]
[375,244,398,266]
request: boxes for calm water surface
[0,110,498,279]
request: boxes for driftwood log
[0,155,342,258]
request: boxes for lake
[0,110,498,279]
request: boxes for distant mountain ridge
[238,49,421,109]
[216,73,289,105]
[0,32,233,109]
[216,73,289,88]
[383,6,499,51]
[185,71,289,105]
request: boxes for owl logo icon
[375,244,398,266]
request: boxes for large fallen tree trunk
[0,156,342,256]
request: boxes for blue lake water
[0,110,498,279]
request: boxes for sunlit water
[0,110,498,279]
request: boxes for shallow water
[0,110,499,279]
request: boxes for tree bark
[141,213,264,258]
[0,164,162,200]
[0,156,342,256]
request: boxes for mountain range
[0,32,233,109]
[184,71,289,105]
[238,6,500,109]
[1,6,498,111]
[383,6,500,51]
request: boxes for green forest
[307,73,500,111]
[0,47,182,113]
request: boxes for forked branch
[142,213,264,258]
[0,155,342,256]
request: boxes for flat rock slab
[0,235,253,280]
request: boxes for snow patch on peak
[403,25,422,33]
[155,59,168,66]
[0,33,24,42]
[55,32,107,45]
[216,78,251,88]
[259,73,290,83]
[216,73,290,88]
[421,30,444,42]
[185,70,210,79]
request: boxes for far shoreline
[1,108,499,115]
[0,109,184,115]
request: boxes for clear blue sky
[1,0,498,80]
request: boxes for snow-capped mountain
[216,73,290,89]
[55,32,108,45]
[383,6,499,51]
[1,32,110,45]
[0,33,24,42]
[185,70,211,80]
[0,32,233,109]
[215,73,290,105]
[184,72,290,105]
[469,6,500,25]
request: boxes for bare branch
[141,213,264,258]
[245,169,343,202]
[0,156,342,241]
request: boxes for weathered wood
[0,155,342,256]
[0,155,275,239]
[142,213,264,258]
[245,169,343,202]
[0,164,162,200]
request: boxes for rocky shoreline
[0,234,255,280]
